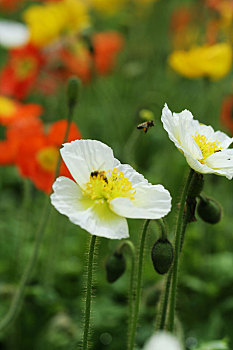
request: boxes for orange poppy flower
[0,117,43,165]
[0,44,44,99]
[94,31,123,75]
[60,31,123,82]
[220,95,233,135]
[15,119,81,193]
[0,95,42,126]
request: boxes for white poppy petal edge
[51,176,129,239]
[162,104,233,179]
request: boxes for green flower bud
[105,252,126,283]
[197,195,222,224]
[67,77,81,109]
[151,239,173,275]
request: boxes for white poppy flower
[162,104,233,179]
[143,331,182,350]
[0,20,29,48]
[51,140,171,239]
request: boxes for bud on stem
[66,77,81,111]
[105,252,126,283]
[151,239,174,275]
[197,195,222,224]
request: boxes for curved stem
[157,268,172,331]
[167,169,194,332]
[82,235,97,350]
[157,219,168,241]
[128,219,150,350]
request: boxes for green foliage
[194,339,229,350]
[1,0,233,349]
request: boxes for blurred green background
[0,0,233,349]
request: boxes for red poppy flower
[0,0,23,12]
[15,119,81,193]
[0,95,42,126]
[0,117,43,164]
[220,95,233,135]
[0,44,44,99]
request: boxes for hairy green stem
[82,235,97,350]
[128,219,150,350]
[116,240,136,350]
[157,268,172,330]
[167,169,194,332]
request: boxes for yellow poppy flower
[168,43,232,80]
[23,0,90,47]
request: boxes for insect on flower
[90,170,108,184]
[137,120,154,133]
[50,139,172,239]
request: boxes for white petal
[0,20,29,48]
[51,176,128,239]
[60,139,115,188]
[115,163,148,185]
[209,130,233,149]
[110,183,171,219]
[162,104,184,152]
[162,104,201,159]
[205,149,233,179]
[143,332,182,350]
[196,124,215,138]
[184,152,216,174]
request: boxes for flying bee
[90,170,108,184]
[137,120,154,133]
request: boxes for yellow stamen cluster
[37,146,59,172]
[194,134,221,163]
[0,96,16,117]
[85,168,136,203]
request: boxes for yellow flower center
[15,58,36,79]
[0,96,17,117]
[193,134,222,163]
[85,168,136,203]
[37,146,59,172]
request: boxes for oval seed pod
[197,196,222,224]
[151,239,173,275]
[105,252,126,283]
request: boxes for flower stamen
[85,168,136,203]
[194,133,222,163]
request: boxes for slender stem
[157,219,168,241]
[116,240,136,350]
[167,169,194,332]
[0,104,75,333]
[82,235,97,350]
[128,219,150,350]
[179,209,189,253]
[157,268,172,330]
